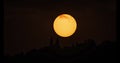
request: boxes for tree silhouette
[49,37,54,48]
[54,37,60,48]
[4,39,116,63]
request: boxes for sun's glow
[53,14,77,37]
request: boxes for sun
[53,14,77,37]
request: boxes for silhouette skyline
[4,39,116,63]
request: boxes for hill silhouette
[4,39,116,63]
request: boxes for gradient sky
[4,0,116,56]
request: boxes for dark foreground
[4,39,116,63]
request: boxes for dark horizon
[4,39,116,63]
[4,0,116,56]
[4,39,116,56]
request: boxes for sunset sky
[4,0,116,55]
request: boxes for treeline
[4,39,116,63]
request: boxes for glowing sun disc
[53,14,77,37]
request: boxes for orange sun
[53,14,77,37]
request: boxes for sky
[4,0,116,56]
